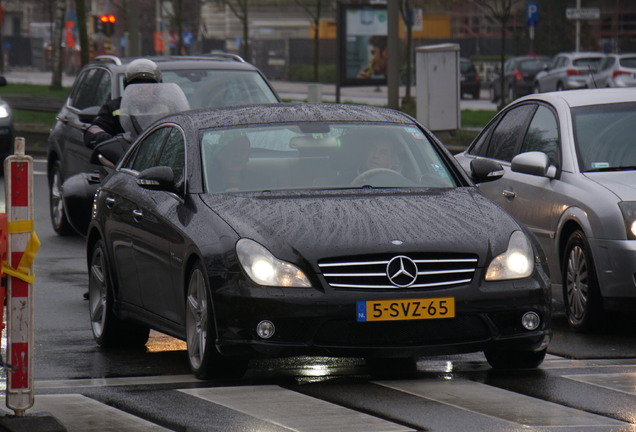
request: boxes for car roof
[515,88,636,108]
[163,103,416,130]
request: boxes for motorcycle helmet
[123,59,162,87]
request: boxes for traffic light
[99,14,116,36]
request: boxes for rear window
[519,59,549,73]
[619,57,636,68]
[572,57,603,71]
[116,69,279,109]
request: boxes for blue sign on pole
[182,31,194,47]
[526,1,539,27]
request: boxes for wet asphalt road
[0,159,635,431]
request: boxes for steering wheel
[351,168,404,185]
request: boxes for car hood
[200,187,520,268]
[585,171,636,200]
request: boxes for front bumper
[210,272,552,359]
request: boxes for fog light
[256,320,275,339]
[521,312,540,331]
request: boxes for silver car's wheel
[186,261,248,380]
[562,230,601,332]
[49,160,74,235]
[89,239,149,347]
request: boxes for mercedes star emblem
[386,255,418,287]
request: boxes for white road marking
[181,385,415,432]
[564,372,636,396]
[377,378,627,427]
[0,394,171,432]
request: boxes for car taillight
[613,70,630,77]
[566,69,584,76]
[513,69,523,81]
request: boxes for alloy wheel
[89,245,108,339]
[565,244,588,321]
[186,267,208,372]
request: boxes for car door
[492,105,565,270]
[468,104,536,208]
[121,126,187,324]
[61,67,113,180]
[541,56,565,92]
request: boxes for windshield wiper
[587,165,636,172]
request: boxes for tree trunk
[51,0,66,89]
[76,0,89,66]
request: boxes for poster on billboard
[338,4,388,86]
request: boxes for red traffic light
[99,14,116,24]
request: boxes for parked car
[490,55,551,102]
[460,58,481,99]
[533,52,605,92]
[86,103,551,379]
[455,88,636,332]
[47,53,280,236]
[587,53,636,88]
[0,77,14,169]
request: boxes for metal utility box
[416,43,460,132]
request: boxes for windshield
[201,123,458,193]
[118,69,278,109]
[573,102,636,172]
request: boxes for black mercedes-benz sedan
[86,103,551,379]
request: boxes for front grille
[318,253,478,289]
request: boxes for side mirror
[511,151,557,179]
[78,106,101,124]
[470,158,504,183]
[137,166,175,190]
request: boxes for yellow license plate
[356,297,455,322]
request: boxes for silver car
[533,52,605,92]
[455,88,636,332]
[588,53,636,88]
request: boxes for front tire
[185,261,247,380]
[49,160,74,236]
[89,239,150,347]
[485,348,546,369]
[562,230,602,332]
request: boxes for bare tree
[400,0,414,107]
[219,0,250,61]
[75,0,89,66]
[294,0,324,82]
[473,0,514,109]
[50,0,67,89]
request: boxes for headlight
[618,202,636,240]
[236,238,311,287]
[485,231,534,281]
[0,104,10,119]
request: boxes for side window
[123,127,170,172]
[158,129,185,184]
[521,105,560,167]
[71,68,112,110]
[484,104,536,162]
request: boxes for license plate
[356,297,455,322]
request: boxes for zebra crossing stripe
[376,378,627,427]
[1,394,171,432]
[181,385,414,432]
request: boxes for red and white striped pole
[3,137,39,415]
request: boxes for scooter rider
[83,58,163,148]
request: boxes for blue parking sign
[526,1,539,27]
